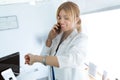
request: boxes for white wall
[0,1,59,78]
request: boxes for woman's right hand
[46,23,61,47]
[47,23,61,40]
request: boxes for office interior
[0,0,120,80]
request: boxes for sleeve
[40,37,57,56]
[57,34,88,68]
[40,45,51,56]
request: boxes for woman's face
[57,9,76,32]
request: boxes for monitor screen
[0,52,20,80]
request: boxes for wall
[0,1,58,78]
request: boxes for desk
[17,68,48,80]
[17,64,105,80]
[17,64,48,80]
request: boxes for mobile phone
[56,23,61,34]
[1,68,17,80]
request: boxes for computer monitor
[0,52,20,80]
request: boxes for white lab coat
[41,29,89,80]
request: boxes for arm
[25,24,61,67]
[25,54,59,67]
[46,23,61,47]
[35,55,59,67]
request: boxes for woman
[25,1,88,80]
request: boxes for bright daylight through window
[81,8,120,79]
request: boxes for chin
[61,29,66,32]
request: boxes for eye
[64,15,69,20]
[57,16,61,20]
[65,17,69,20]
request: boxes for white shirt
[41,29,89,80]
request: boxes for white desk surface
[17,64,48,80]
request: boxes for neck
[61,29,73,41]
[63,29,73,37]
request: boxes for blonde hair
[56,1,81,33]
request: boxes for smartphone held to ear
[55,23,61,34]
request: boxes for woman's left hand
[24,54,36,65]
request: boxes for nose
[59,18,64,24]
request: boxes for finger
[25,58,29,63]
[25,59,29,62]
[25,55,28,58]
[52,28,56,33]
[25,61,29,64]
[56,23,60,27]
[51,28,57,34]
[53,24,59,29]
[25,61,28,64]
[25,60,30,64]
[25,56,30,64]
[25,55,30,60]
[55,25,59,30]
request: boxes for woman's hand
[47,23,61,40]
[24,54,36,65]
[46,23,61,47]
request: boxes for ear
[75,17,81,24]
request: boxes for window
[81,8,120,79]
